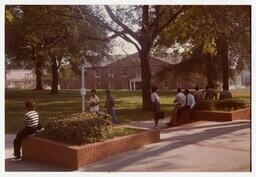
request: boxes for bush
[39,112,112,145]
[215,99,247,111]
[194,98,248,111]
[194,99,216,111]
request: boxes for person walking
[166,88,186,126]
[12,99,40,161]
[105,90,119,124]
[89,89,100,112]
[184,89,196,109]
[151,86,161,129]
[193,86,204,103]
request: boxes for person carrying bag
[151,86,164,129]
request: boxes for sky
[111,37,137,55]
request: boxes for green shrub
[194,99,216,111]
[39,112,112,145]
[215,99,247,111]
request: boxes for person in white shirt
[174,88,186,107]
[89,89,100,112]
[151,86,161,129]
[166,88,186,126]
[184,89,195,108]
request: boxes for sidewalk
[5,120,251,172]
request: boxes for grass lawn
[5,88,250,133]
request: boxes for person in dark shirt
[205,83,218,100]
[105,90,119,124]
[12,99,40,161]
[193,86,204,103]
[219,85,232,100]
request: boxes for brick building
[60,53,206,90]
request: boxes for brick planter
[22,128,160,170]
[192,107,251,122]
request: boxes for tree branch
[120,34,141,51]
[152,6,186,39]
[104,5,139,42]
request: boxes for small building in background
[5,69,36,89]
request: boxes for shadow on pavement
[5,158,71,172]
[82,121,250,171]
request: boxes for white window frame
[163,80,169,89]
[122,70,128,77]
[108,69,114,78]
[95,70,101,78]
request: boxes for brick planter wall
[192,108,251,122]
[22,128,160,170]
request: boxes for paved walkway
[5,120,251,172]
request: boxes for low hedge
[215,99,247,111]
[39,112,112,145]
[193,99,216,111]
[194,98,248,111]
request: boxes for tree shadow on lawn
[116,107,172,122]
[83,122,250,172]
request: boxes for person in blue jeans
[105,90,119,124]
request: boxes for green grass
[5,88,250,133]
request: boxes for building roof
[83,54,125,68]
[83,52,174,68]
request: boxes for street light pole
[81,65,86,112]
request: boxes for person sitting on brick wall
[12,99,40,161]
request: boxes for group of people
[89,89,119,124]
[151,85,233,128]
[12,85,232,161]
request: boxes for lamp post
[80,64,86,112]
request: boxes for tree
[5,6,48,90]
[155,6,250,89]
[5,5,112,93]
[89,5,186,110]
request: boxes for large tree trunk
[34,59,44,90]
[50,55,59,94]
[217,34,229,90]
[138,5,152,111]
[139,47,152,111]
[206,53,215,87]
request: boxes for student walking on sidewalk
[151,86,162,129]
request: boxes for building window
[163,81,169,89]
[122,69,128,77]
[109,69,114,78]
[96,82,101,89]
[136,69,141,76]
[95,70,101,78]
[151,69,155,76]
